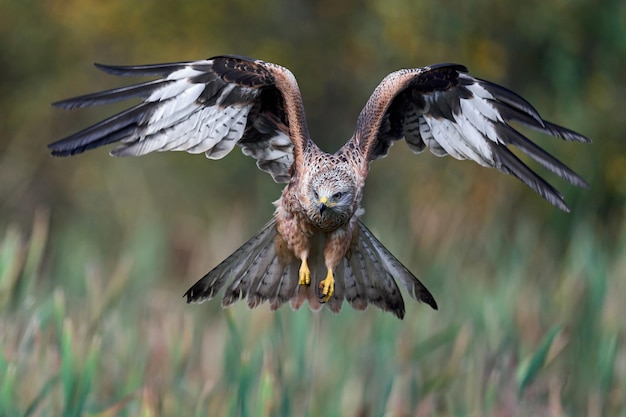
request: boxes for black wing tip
[551,197,571,213]
[51,100,68,109]
[533,186,573,213]
[481,80,592,145]
[51,97,85,110]
[47,140,79,156]
[544,120,592,144]
[94,56,260,77]
[577,178,591,189]
[562,128,592,144]
[93,62,145,75]
[426,62,469,73]
[94,62,132,76]
[93,62,146,74]
[536,183,572,212]
[93,61,193,76]
[48,146,92,157]
[493,144,585,213]
[533,184,573,212]
[49,149,72,157]
[94,62,113,71]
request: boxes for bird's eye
[333,192,343,200]
[313,190,319,200]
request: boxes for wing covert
[49,56,310,183]
[350,64,590,211]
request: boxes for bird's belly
[311,213,350,233]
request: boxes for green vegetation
[1,0,624,416]
[2,206,624,416]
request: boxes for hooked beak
[319,196,328,214]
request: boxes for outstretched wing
[350,63,590,211]
[49,55,311,183]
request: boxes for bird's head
[305,165,358,231]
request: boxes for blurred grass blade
[13,208,50,309]
[139,387,157,417]
[88,256,133,333]
[256,367,275,417]
[224,310,243,385]
[60,320,102,417]
[412,324,461,358]
[86,393,134,417]
[22,375,60,417]
[79,336,102,414]
[598,333,618,395]
[0,225,25,310]
[517,326,561,395]
[0,210,50,311]
[0,358,17,417]
[52,290,67,348]
[60,318,77,417]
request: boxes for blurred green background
[1,0,625,416]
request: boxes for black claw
[317,288,327,303]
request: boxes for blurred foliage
[2,0,625,228]
[1,0,625,416]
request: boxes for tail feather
[289,287,307,311]
[354,223,406,317]
[184,219,285,304]
[236,242,280,306]
[270,263,297,310]
[346,242,375,311]
[247,256,281,308]
[340,256,368,311]
[222,246,270,305]
[357,221,438,310]
[184,217,438,319]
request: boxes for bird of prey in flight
[49,55,589,319]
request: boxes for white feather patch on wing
[419,117,448,157]
[425,118,466,160]
[113,81,257,157]
[464,83,502,122]
[241,129,294,182]
[451,113,495,166]
[166,64,210,81]
[160,110,205,151]
[419,89,499,166]
[241,131,292,161]
[147,67,206,102]
[205,105,251,158]
[112,104,206,156]
[459,96,500,143]
[143,84,205,134]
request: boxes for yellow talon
[319,268,334,302]
[299,258,310,286]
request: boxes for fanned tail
[184,218,301,311]
[327,220,437,319]
[184,218,437,319]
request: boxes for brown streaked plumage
[49,55,590,319]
